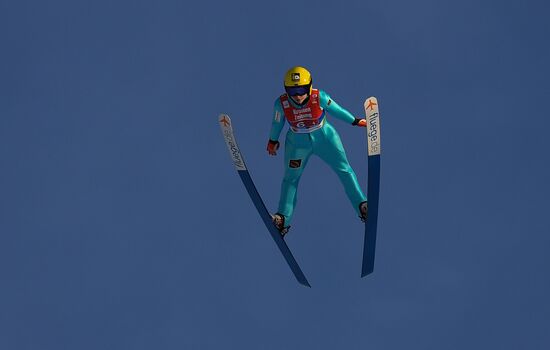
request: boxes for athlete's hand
[267,140,280,156]
[352,118,367,127]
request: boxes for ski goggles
[285,85,310,96]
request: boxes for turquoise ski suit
[269,89,366,225]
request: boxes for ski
[362,97,381,277]
[219,114,311,287]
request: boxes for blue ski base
[361,154,380,277]
[238,170,311,287]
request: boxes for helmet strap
[290,95,310,106]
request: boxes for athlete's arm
[267,98,285,155]
[319,90,357,125]
[269,98,285,141]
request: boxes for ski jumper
[269,89,367,225]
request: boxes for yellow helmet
[284,66,312,96]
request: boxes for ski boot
[359,201,368,222]
[272,213,290,237]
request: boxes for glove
[352,118,367,127]
[267,139,280,156]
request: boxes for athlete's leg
[313,123,366,215]
[277,132,313,225]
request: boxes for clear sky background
[1,0,549,349]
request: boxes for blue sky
[1,0,549,349]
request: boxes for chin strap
[297,96,310,106]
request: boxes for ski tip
[218,114,232,127]
[364,96,378,111]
